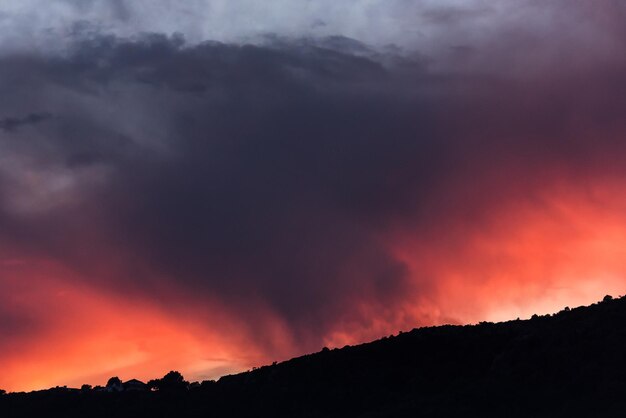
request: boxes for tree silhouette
[147,379,159,392]
[106,377,123,392]
[148,371,188,392]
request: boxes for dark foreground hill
[3,295,626,417]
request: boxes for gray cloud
[0,112,52,132]
[2,0,618,58]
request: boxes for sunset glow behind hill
[4,175,626,392]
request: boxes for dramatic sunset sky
[1,0,626,392]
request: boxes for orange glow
[392,176,626,327]
[0,261,271,392]
[3,176,626,392]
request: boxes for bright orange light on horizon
[392,176,626,327]
[0,262,270,392]
[3,176,626,393]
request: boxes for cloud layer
[0,0,486,50]
[1,0,626,391]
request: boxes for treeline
[2,295,626,417]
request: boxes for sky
[1,0,626,392]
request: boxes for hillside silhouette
[2,295,626,417]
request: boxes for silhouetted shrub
[106,377,123,392]
[149,371,188,393]
[147,379,158,391]
[200,380,216,390]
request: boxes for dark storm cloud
[420,4,493,25]
[1,16,625,350]
[0,112,52,132]
[0,33,436,346]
